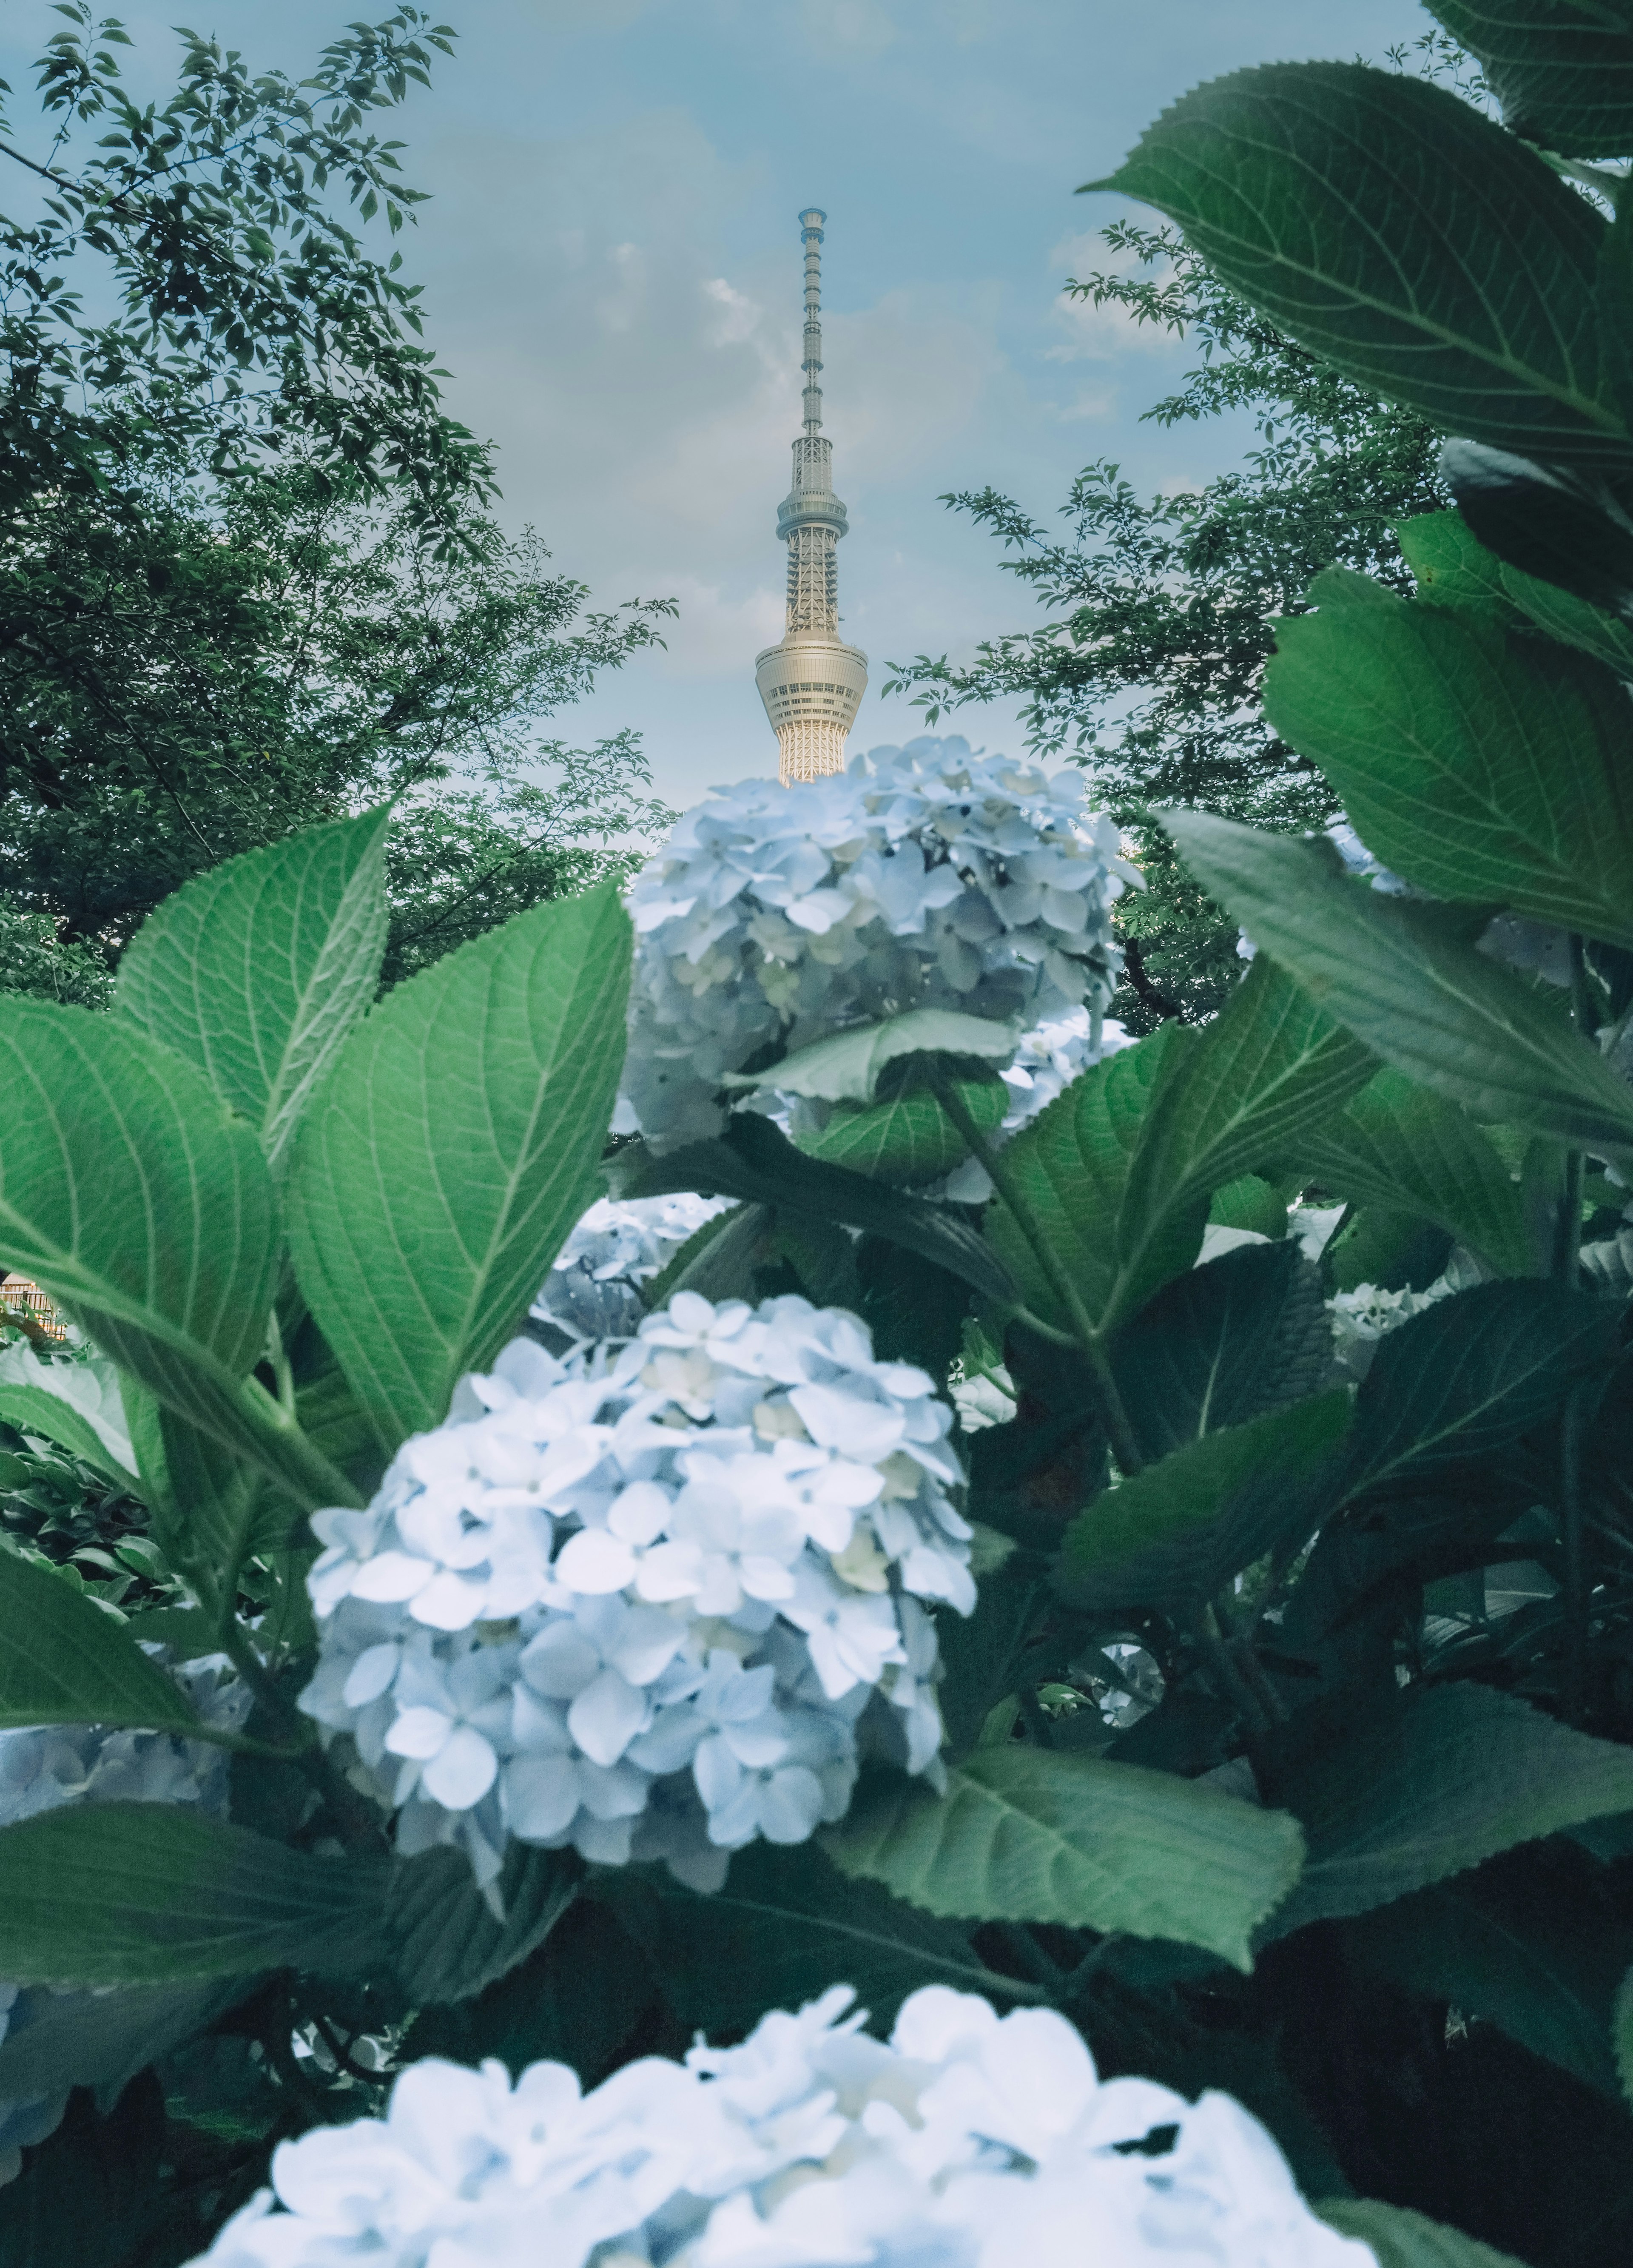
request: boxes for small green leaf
[1090,63,1625,465]
[0,1344,139,1492]
[287,885,632,1451]
[1057,1392,1351,1611]
[824,1745,1306,1971]
[1263,580,1633,945]
[0,1803,386,1983]
[115,808,391,1175]
[387,1843,578,2003]
[0,1552,201,1736]
[1397,509,1526,624]
[801,1077,1007,1185]
[1298,1068,1535,1279]
[725,1008,1020,1103]
[1269,1685,1633,1932]
[1164,813,1633,1159]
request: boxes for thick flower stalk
[0,1658,248,2184]
[300,1295,970,1897]
[617,735,1135,1147]
[189,1981,1373,2268]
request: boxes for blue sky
[2,0,1431,811]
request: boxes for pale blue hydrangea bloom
[188,1980,1376,2268]
[301,1292,970,1900]
[618,736,1137,1149]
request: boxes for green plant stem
[1561,1379,1592,1727]
[931,1067,1145,1474]
[1556,934,1593,1287]
[1193,1605,1270,1738]
[1016,1682,1058,1750]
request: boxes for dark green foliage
[17,13,1633,2259]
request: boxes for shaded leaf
[404,1894,655,2090]
[801,1078,1007,1186]
[1299,1069,1535,1278]
[1163,814,1633,1159]
[0,1803,387,1983]
[1116,959,1374,1322]
[1339,1281,1611,1501]
[287,885,632,1451]
[1110,1241,1334,1461]
[1429,0,1633,156]
[1442,440,1633,621]
[1056,1392,1350,1612]
[0,1345,138,1493]
[987,1024,1195,1334]
[1268,1685,1633,1931]
[115,807,390,1175]
[0,1978,251,2102]
[0,1001,322,1499]
[824,1745,1306,1971]
[1263,575,1633,947]
[1090,64,1626,465]
[1346,1843,1633,2099]
[0,1552,201,1736]
[617,1114,1015,1306]
[647,1842,1042,2035]
[386,1843,578,2004]
[725,1009,1019,1103]
[0,2074,163,2268]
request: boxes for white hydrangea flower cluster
[0,1656,248,2185]
[300,1294,970,1899]
[1327,1278,1456,1383]
[190,1981,1373,2268]
[532,1194,737,1345]
[618,736,1136,1148]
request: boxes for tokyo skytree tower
[755,208,868,785]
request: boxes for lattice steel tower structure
[756,208,868,784]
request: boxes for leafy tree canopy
[0,7,670,971]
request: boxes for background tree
[0,6,667,980]
[885,221,1448,1026]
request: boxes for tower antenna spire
[755,207,868,785]
[801,205,824,435]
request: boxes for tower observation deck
[756,208,868,785]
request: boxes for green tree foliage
[0,8,669,977]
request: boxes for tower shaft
[756,208,867,785]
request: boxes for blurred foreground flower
[189,1981,1374,2268]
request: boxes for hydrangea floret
[0,1657,248,2184]
[617,736,1137,1148]
[189,1980,1374,2268]
[299,1293,970,1899]
[532,1193,737,1344]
